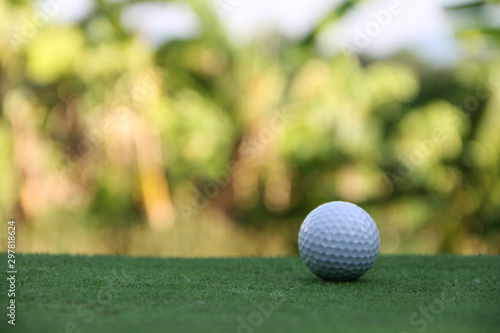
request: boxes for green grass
[1,254,499,333]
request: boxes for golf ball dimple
[298,201,380,281]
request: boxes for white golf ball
[298,201,380,281]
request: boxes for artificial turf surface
[1,254,499,333]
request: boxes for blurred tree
[0,0,498,255]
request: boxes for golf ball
[298,201,380,281]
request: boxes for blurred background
[0,0,499,256]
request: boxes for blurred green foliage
[0,0,499,255]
